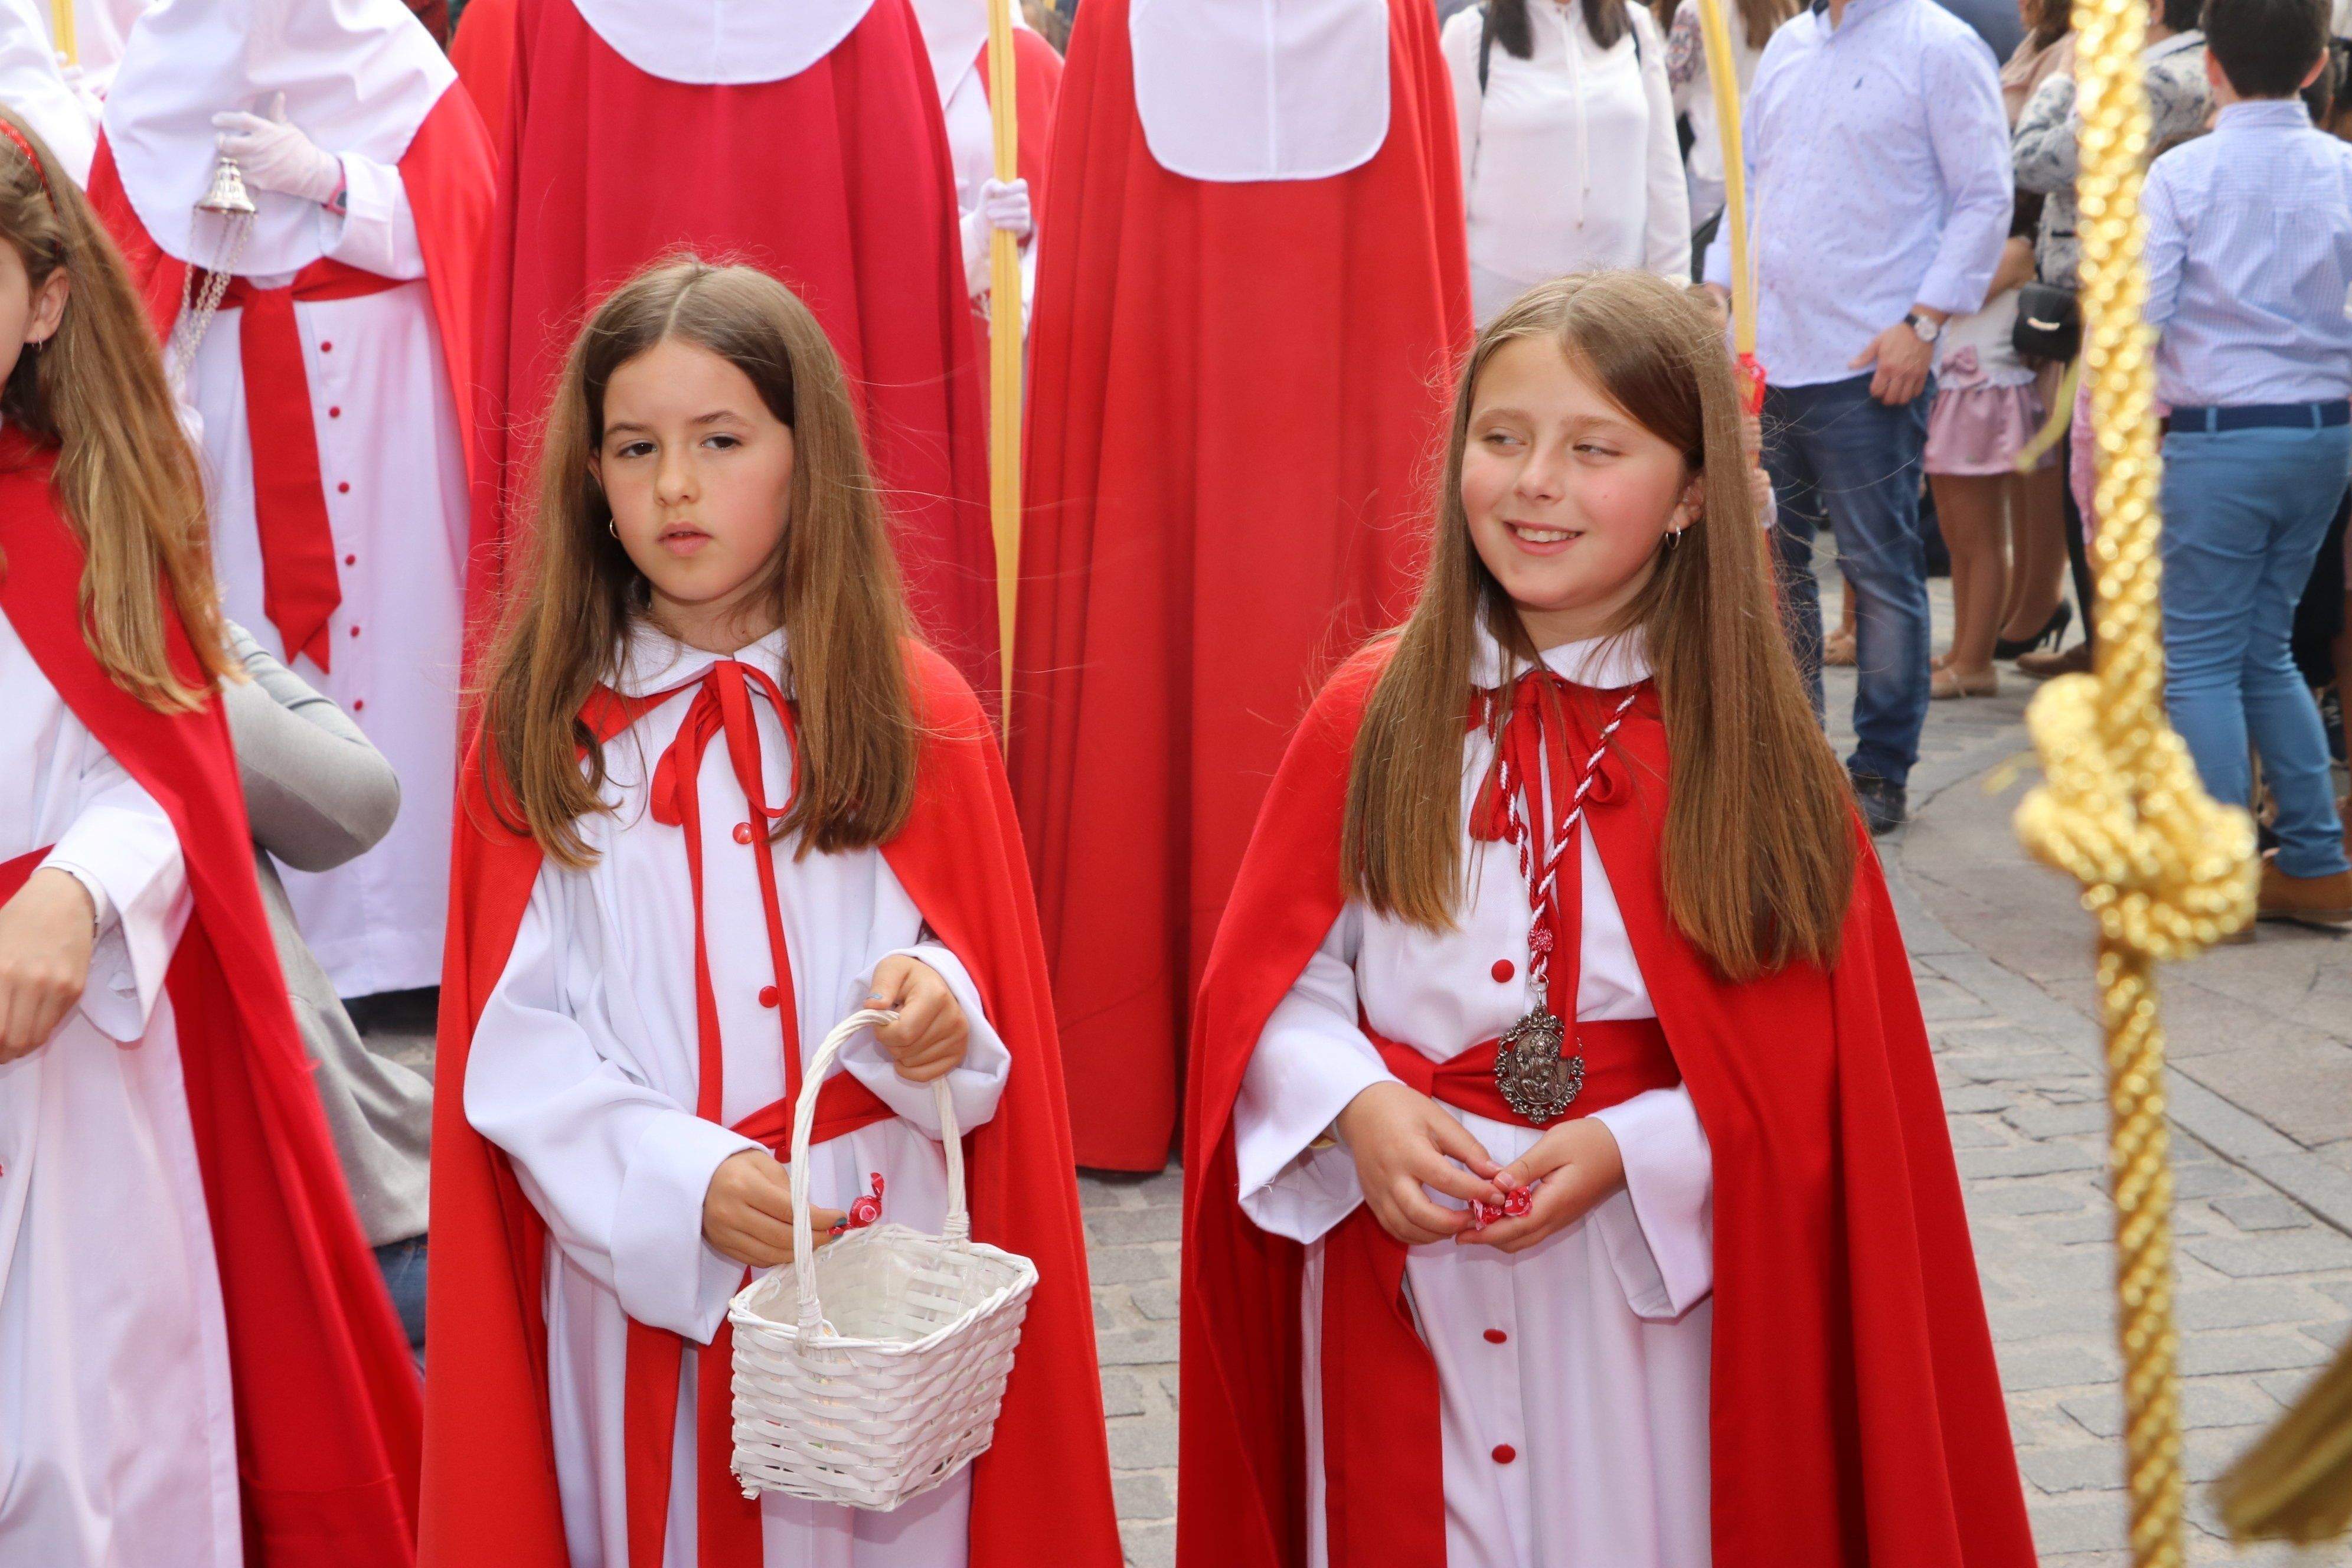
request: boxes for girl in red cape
[420,256,1119,1568]
[1178,271,2037,1568]
[0,110,420,1568]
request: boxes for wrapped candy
[1468,1181,1538,1231]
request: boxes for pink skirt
[1925,382,2052,476]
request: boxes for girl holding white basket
[423,257,1121,1568]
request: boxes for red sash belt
[215,259,403,672]
[1363,1015,1680,1129]
[1321,1015,1681,1566]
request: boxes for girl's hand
[865,956,969,1084]
[1334,1082,1504,1247]
[0,868,97,1063]
[1458,1117,1627,1255]
[701,1148,844,1268]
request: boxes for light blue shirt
[1704,0,2013,387]
[2142,99,2352,409]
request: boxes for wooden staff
[985,0,1021,712]
[1690,0,1761,408]
[50,0,75,66]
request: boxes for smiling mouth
[1505,521,1582,547]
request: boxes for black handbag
[2012,280,2080,364]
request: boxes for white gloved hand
[211,94,342,207]
[976,177,1032,242]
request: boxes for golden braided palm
[2010,0,2260,1562]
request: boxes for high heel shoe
[1931,665,1999,700]
[1994,601,2073,661]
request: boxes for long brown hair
[478,256,920,866]
[1342,272,1854,979]
[0,108,228,710]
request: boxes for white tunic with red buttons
[179,165,464,998]
[1233,631,1714,1568]
[462,622,1012,1568]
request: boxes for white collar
[103,0,452,274]
[1468,621,1653,691]
[909,0,988,99]
[1129,0,1391,182]
[613,619,792,698]
[569,0,877,85]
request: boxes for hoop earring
[1665,525,1684,550]
[607,519,618,538]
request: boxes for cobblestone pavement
[367,579,2351,1568]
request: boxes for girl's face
[0,239,68,390]
[1459,337,1700,649]
[592,337,795,652]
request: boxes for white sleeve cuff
[42,810,187,1042]
[610,1112,764,1342]
[835,945,1011,1139]
[1587,1086,1714,1319]
[1233,1005,1399,1246]
[322,153,425,280]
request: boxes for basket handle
[788,1008,969,1338]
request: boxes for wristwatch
[1903,311,1943,345]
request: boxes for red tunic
[1178,645,2039,1567]
[1010,0,1472,1170]
[0,430,423,1567]
[468,0,997,708]
[419,643,1120,1568]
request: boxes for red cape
[0,431,423,1567]
[449,0,519,136]
[1010,0,1473,1170]
[87,79,494,501]
[419,642,1119,1568]
[1178,646,2039,1568]
[469,0,997,709]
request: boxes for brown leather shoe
[2017,641,2093,680]
[2257,861,2352,927]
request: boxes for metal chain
[168,210,253,392]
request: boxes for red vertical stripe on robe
[1010,0,1472,1170]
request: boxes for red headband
[0,122,55,212]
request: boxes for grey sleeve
[221,621,403,873]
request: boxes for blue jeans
[1763,373,1935,788]
[375,1234,427,1373]
[2159,424,2352,878]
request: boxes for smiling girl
[1179,272,2034,1568]
[423,257,1119,1568]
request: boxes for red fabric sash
[590,663,897,1568]
[213,260,403,672]
[1319,1016,1681,1566]
[0,845,42,897]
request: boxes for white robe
[464,623,1011,1568]
[181,155,465,998]
[0,610,235,1567]
[1233,632,1714,1568]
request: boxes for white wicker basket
[728,1009,1038,1511]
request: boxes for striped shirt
[2142,99,2352,408]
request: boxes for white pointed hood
[0,0,99,182]
[1130,0,1391,182]
[909,0,987,100]
[570,0,877,85]
[101,0,451,273]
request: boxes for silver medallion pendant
[1494,1007,1585,1122]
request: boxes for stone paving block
[2176,1283,2347,1332]
[1113,1473,1174,1521]
[2026,1495,2129,1557]
[1096,1325,1180,1367]
[1945,1051,2090,1086]
[2210,1191,2317,1232]
[1107,1414,1178,1471]
[2186,1230,2352,1278]
[1946,1118,2013,1149]
[1940,1082,2021,1113]
[1131,1280,1180,1321]
[1099,1371,1148,1419]
[1965,1179,2098,1217]
[1121,1520,1174,1568]
[1998,1340,2119,1393]
[1959,1142,2107,1180]
[1085,1206,1185,1245]
[2003,1100,2111,1141]
[1089,1244,1178,1284]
